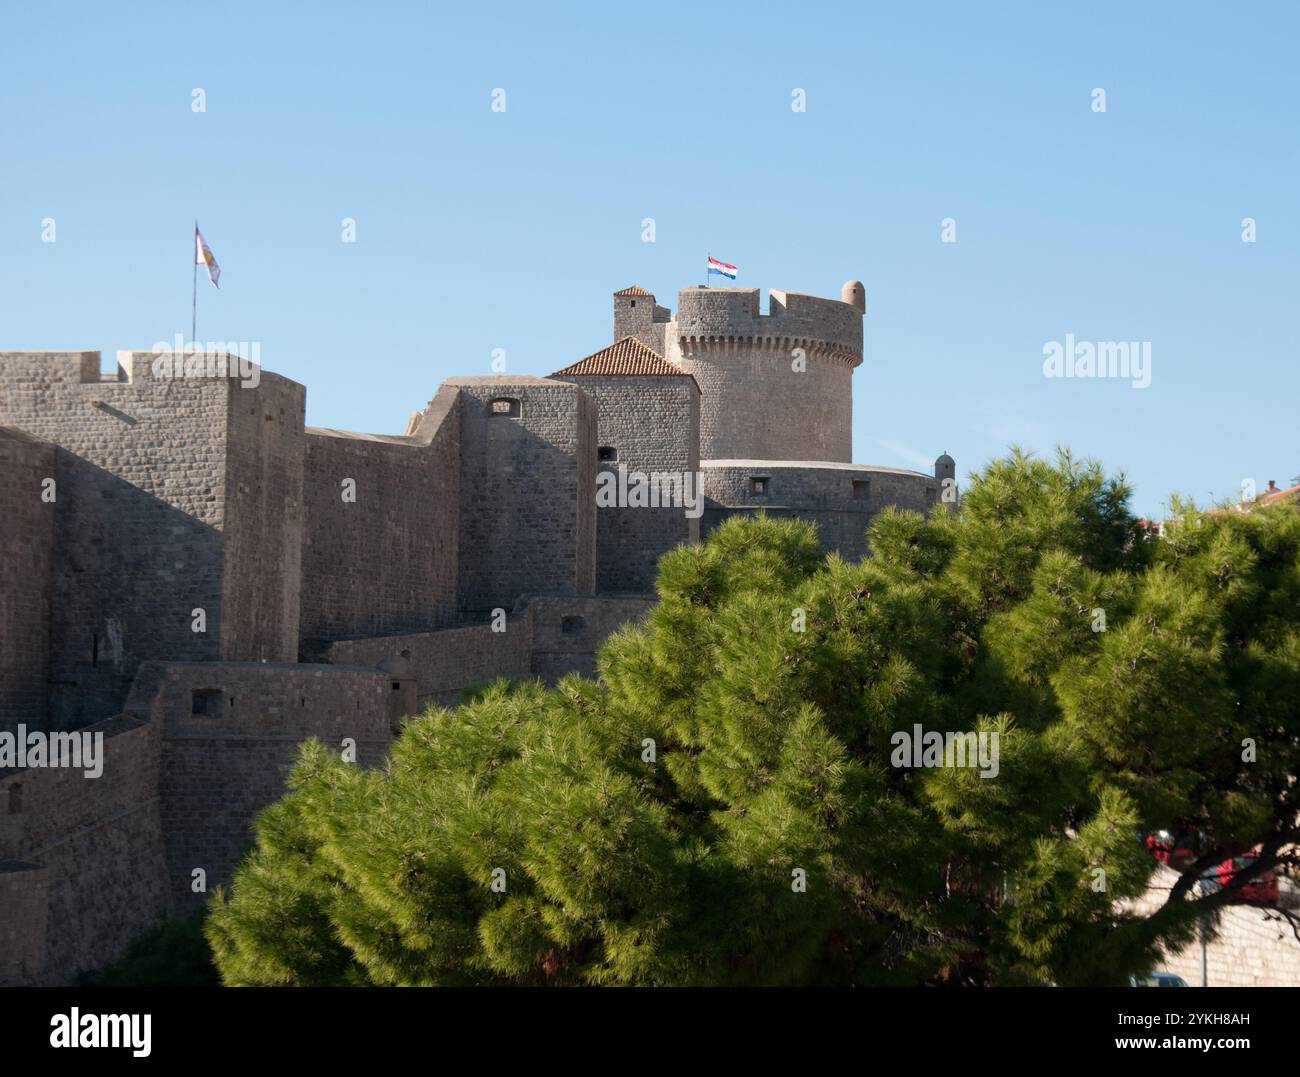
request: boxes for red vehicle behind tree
[1216,852,1279,905]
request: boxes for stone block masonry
[0,351,304,729]
[0,714,169,985]
[324,616,533,710]
[322,596,654,709]
[451,378,597,612]
[0,429,54,730]
[666,286,864,463]
[301,384,461,643]
[147,662,396,915]
[549,372,701,593]
[700,460,945,562]
[1123,865,1300,986]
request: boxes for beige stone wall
[1125,866,1300,986]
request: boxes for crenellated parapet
[670,287,863,368]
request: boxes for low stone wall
[323,616,533,710]
[701,460,940,562]
[141,662,397,914]
[527,596,655,682]
[323,595,656,708]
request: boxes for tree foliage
[206,449,1300,985]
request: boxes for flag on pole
[195,225,221,288]
[707,256,737,281]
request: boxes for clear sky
[1,2,1295,517]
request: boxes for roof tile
[551,337,695,384]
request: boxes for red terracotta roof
[612,285,653,297]
[1260,483,1300,505]
[551,337,695,384]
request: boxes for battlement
[0,348,269,388]
[671,286,863,366]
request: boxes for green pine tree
[206,448,1300,986]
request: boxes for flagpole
[191,222,198,344]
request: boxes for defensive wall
[700,459,948,561]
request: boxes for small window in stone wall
[598,446,618,462]
[853,479,870,501]
[629,300,637,308]
[489,397,521,418]
[750,476,770,496]
[561,615,585,635]
[191,689,224,717]
[926,486,938,504]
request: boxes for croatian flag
[707,256,738,281]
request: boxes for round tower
[663,283,864,462]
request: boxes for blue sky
[1,1,1295,517]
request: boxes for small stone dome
[934,452,956,480]
[841,280,866,314]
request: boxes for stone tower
[648,284,865,463]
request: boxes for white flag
[195,225,221,288]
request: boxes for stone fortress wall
[549,368,701,594]
[0,276,960,983]
[0,428,54,731]
[700,460,942,559]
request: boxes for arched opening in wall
[191,689,224,717]
[561,615,585,635]
[489,397,521,418]
[598,446,618,463]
